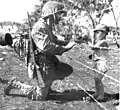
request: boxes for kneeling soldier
[4,1,76,100]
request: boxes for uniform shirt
[31,18,61,54]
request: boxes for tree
[23,0,117,36]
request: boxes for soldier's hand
[90,46,100,50]
[65,41,77,49]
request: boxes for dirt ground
[0,42,119,110]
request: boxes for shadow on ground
[47,89,119,102]
[1,61,119,104]
[4,89,118,104]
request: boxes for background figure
[4,1,76,100]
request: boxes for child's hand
[88,40,108,50]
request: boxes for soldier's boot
[4,77,19,95]
[4,77,42,100]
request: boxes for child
[88,24,110,100]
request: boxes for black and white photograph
[0,0,119,110]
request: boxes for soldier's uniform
[4,1,74,100]
[88,24,110,100]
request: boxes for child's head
[93,24,109,43]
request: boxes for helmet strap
[44,15,54,30]
[52,13,57,31]
[53,13,56,24]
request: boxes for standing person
[4,1,76,100]
[88,24,110,100]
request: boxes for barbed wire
[76,83,108,110]
[63,54,118,94]
[73,66,117,94]
[89,46,120,51]
[70,70,109,110]
[63,55,120,85]
[75,59,120,84]
[63,60,108,110]
[63,54,118,110]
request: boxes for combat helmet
[41,1,66,18]
[94,24,110,35]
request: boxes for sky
[0,0,120,26]
[101,1,120,27]
[0,0,40,23]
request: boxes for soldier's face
[54,14,61,24]
[54,12,66,24]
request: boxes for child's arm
[88,40,108,50]
[94,40,108,47]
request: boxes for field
[0,41,119,110]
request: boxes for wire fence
[88,46,120,51]
[76,83,109,110]
[63,55,120,84]
[73,65,117,94]
[62,54,119,110]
